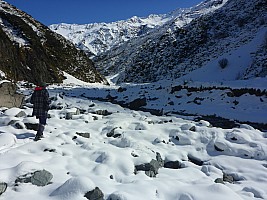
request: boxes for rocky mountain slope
[0,0,107,85]
[92,0,266,84]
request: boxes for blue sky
[5,0,203,25]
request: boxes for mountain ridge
[93,0,266,84]
[0,0,107,85]
[49,0,266,85]
[49,0,226,57]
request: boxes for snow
[0,78,267,200]
[182,27,267,82]
[56,72,267,124]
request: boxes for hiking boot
[34,135,41,141]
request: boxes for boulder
[156,152,164,167]
[223,173,234,183]
[164,161,182,169]
[188,154,204,166]
[31,170,53,186]
[0,82,24,108]
[135,159,160,178]
[108,192,127,200]
[84,187,104,200]
[65,108,80,120]
[25,123,39,131]
[15,169,53,186]
[128,98,147,110]
[215,178,224,184]
[135,152,164,177]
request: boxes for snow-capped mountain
[49,15,170,56]
[0,0,107,84]
[49,0,226,57]
[92,0,266,84]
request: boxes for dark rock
[188,154,204,166]
[92,116,98,120]
[106,128,117,137]
[65,112,73,120]
[0,182,7,195]
[106,94,117,102]
[117,87,127,92]
[135,159,160,177]
[7,120,20,126]
[230,137,238,141]
[44,148,56,153]
[168,101,174,105]
[189,126,196,131]
[72,136,78,140]
[76,132,90,138]
[108,193,125,200]
[25,123,39,131]
[113,134,122,138]
[14,121,24,129]
[215,178,224,184]
[31,170,53,186]
[223,173,234,183]
[84,187,104,200]
[15,111,27,117]
[214,144,224,152]
[95,110,112,116]
[156,152,164,167]
[15,169,53,186]
[128,98,147,110]
[65,108,80,120]
[131,152,139,157]
[164,161,182,169]
[50,104,64,110]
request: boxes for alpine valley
[0,0,267,200]
[49,0,267,126]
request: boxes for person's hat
[39,82,47,87]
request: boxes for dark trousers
[36,116,47,137]
[39,115,47,125]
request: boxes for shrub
[218,58,229,69]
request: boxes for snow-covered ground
[50,73,267,125]
[0,77,267,200]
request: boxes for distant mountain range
[50,0,267,84]
[0,0,107,84]
[49,0,226,57]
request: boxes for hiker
[30,82,50,141]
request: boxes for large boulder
[135,152,163,177]
[15,169,53,186]
[0,81,24,108]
